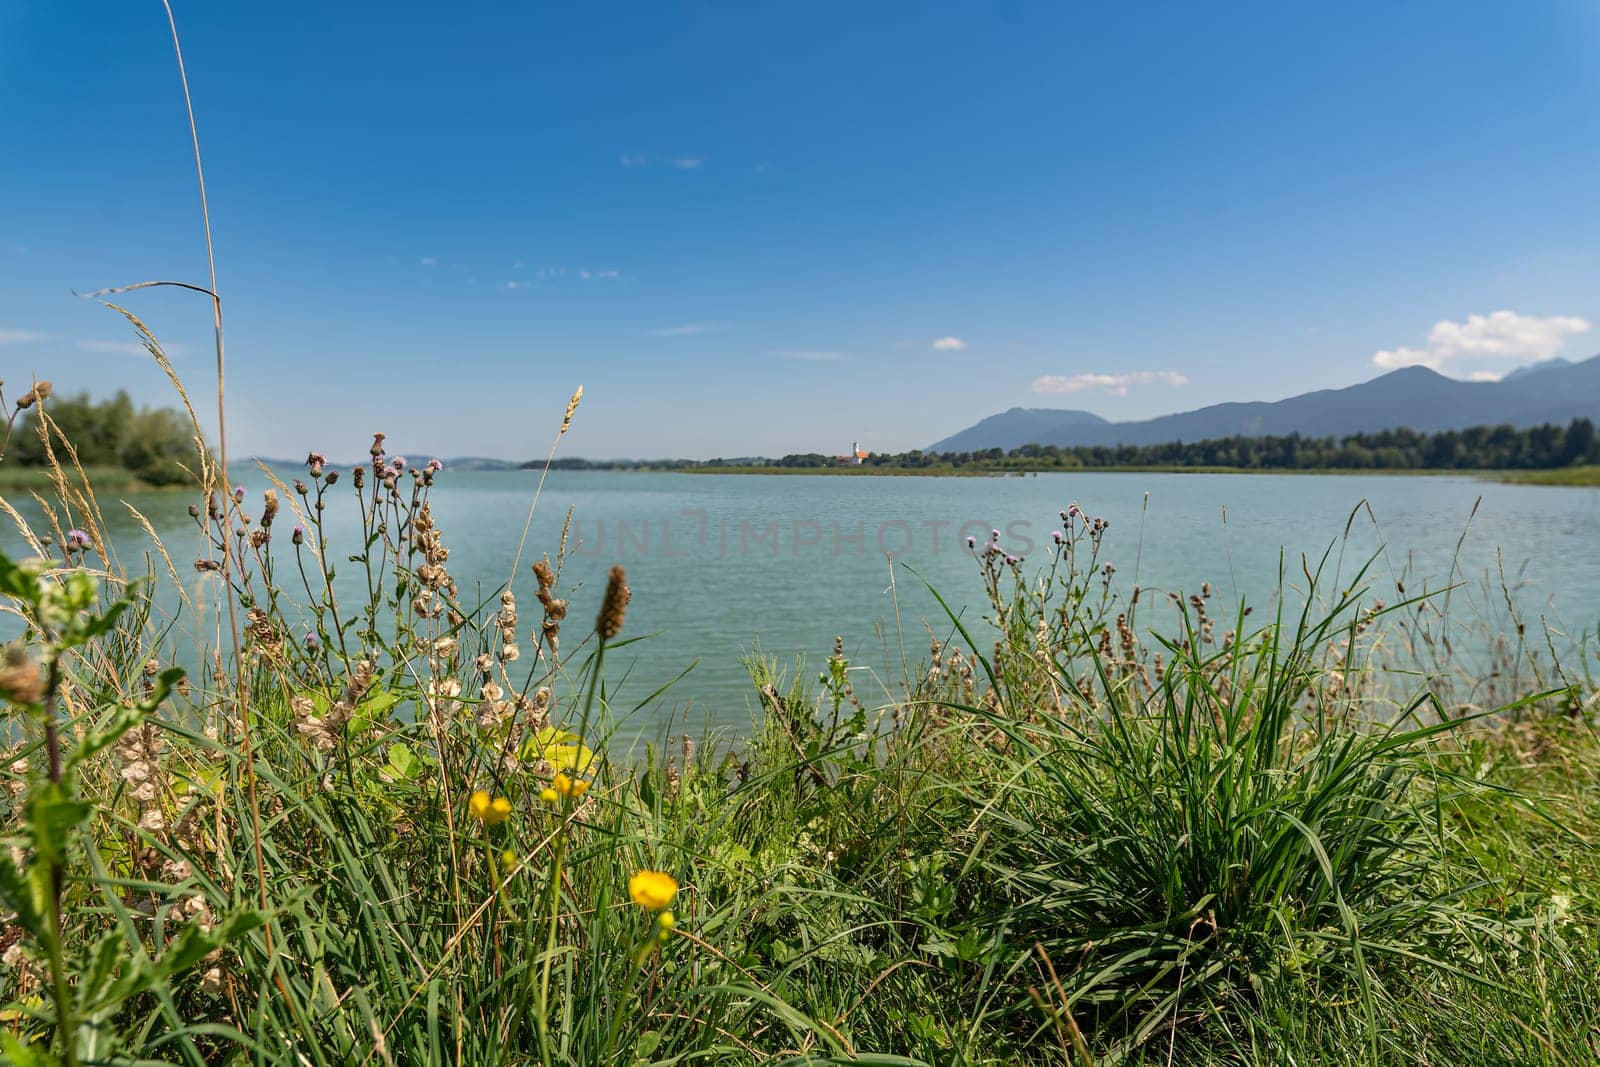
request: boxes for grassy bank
[0,464,155,491]
[0,446,1596,1065]
[1492,464,1600,486]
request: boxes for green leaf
[154,909,268,980]
[383,741,427,783]
[0,1032,60,1067]
[522,727,596,775]
[28,783,91,866]
[138,666,186,712]
[0,849,41,935]
[0,551,40,602]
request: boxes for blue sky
[3,2,1600,459]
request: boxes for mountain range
[928,355,1600,452]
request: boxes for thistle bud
[15,381,50,410]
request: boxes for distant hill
[929,355,1600,451]
[927,408,1108,453]
[1502,357,1572,382]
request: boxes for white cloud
[501,280,531,290]
[1463,370,1503,383]
[0,329,50,344]
[619,153,648,167]
[932,336,967,351]
[1373,310,1590,372]
[420,257,438,266]
[671,157,703,169]
[646,322,729,336]
[578,269,621,281]
[1031,370,1190,397]
[777,350,847,361]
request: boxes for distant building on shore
[833,441,870,466]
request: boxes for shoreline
[592,464,1600,485]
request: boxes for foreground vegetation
[0,399,1596,1063]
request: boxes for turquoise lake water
[10,469,1600,740]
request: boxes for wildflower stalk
[600,921,669,1062]
[535,620,609,1065]
[159,0,274,943]
[37,654,80,1067]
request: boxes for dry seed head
[0,644,46,705]
[560,385,582,435]
[597,565,630,640]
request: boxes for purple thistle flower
[391,456,406,470]
[306,452,328,467]
[965,535,976,549]
[65,529,91,550]
[232,485,246,501]
[292,524,305,546]
[426,459,443,473]
[1052,530,1064,543]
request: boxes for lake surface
[8,470,1600,739]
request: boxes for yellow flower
[551,772,590,799]
[629,869,678,911]
[657,910,675,930]
[539,787,559,805]
[469,790,512,826]
[501,849,519,870]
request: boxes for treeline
[536,418,1600,472]
[875,418,1600,471]
[8,390,200,486]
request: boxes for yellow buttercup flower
[551,772,590,799]
[469,790,512,826]
[629,869,678,911]
[539,787,559,805]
